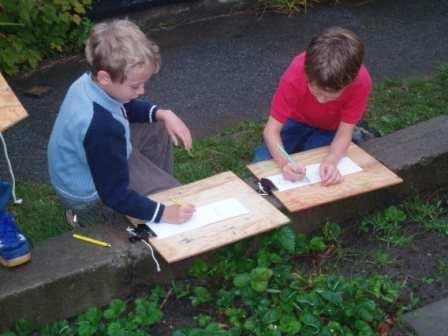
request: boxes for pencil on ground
[73,233,111,247]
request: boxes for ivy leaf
[316,289,343,306]
[301,313,321,331]
[250,267,273,281]
[189,259,210,278]
[190,286,212,306]
[78,308,102,325]
[262,308,280,324]
[243,317,257,331]
[277,226,296,252]
[77,323,96,336]
[251,280,268,292]
[216,289,236,307]
[279,315,302,334]
[354,319,374,334]
[233,273,250,288]
[103,299,126,320]
[358,308,374,322]
[133,299,163,326]
[309,236,327,252]
[106,321,127,336]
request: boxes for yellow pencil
[73,233,111,247]
[169,197,185,206]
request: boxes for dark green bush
[0,0,93,75]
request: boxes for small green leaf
[277,226,296,252]
[233,273,250,288]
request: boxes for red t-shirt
[271,52,372,130]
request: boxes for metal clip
[257,178,277,196]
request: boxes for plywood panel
[0,73,28,132]
[131,171,290,263]
[247,143,403,212]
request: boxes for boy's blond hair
[305,26,364,92]
[85,19,160,82]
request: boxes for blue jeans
[253,119,336,162]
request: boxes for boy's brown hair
[85,19,160,83]
[305,26,364,92]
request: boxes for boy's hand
[157,109,193,152]
[282,163,306,182]
[319,161,342,186]
[161,204,196,224]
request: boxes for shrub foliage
[0,0,92,75]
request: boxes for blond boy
[48,19,194,225]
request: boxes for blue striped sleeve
[123,99,158,123]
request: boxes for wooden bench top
[0,73,28,132]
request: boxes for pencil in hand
[276,143,310,182]
[169,197,185,206]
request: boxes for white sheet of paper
[146,198,250,239]
[267,156,363,192]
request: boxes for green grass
[365,65,448,135]
[9,65,448,242]
[173,120,263,184]
[8,183,68,243]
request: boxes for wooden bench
[0,73,28,132]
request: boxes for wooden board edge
[153,217,291,263]
[0,114,28,133]
[281,176,404,213]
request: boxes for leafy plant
[189,259,210,279]
[322,222,342,244]
[256,0,317,15]
[360,206,413,247]
[190,286,212,306]
[404,197,448,235]
[0,0,93,75]
[372,251,394,267]
[436,257,448,277]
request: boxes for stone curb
[402,297,448,336]
[1,116,447,331]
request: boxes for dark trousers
[128,122,181,195]
[253,119,336,162]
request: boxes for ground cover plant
[3,192,448,335]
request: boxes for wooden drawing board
[247,143,403,213]
[131,171,290,263]
[0,73,28,132]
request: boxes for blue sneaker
[0,212,31,267]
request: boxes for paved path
[2,0,448,183]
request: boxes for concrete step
[1,115,448,331]
[403,297,448,336]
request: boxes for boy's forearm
[324,122,355,164]
[264,117,289,167]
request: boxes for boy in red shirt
[254,27,372,186]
